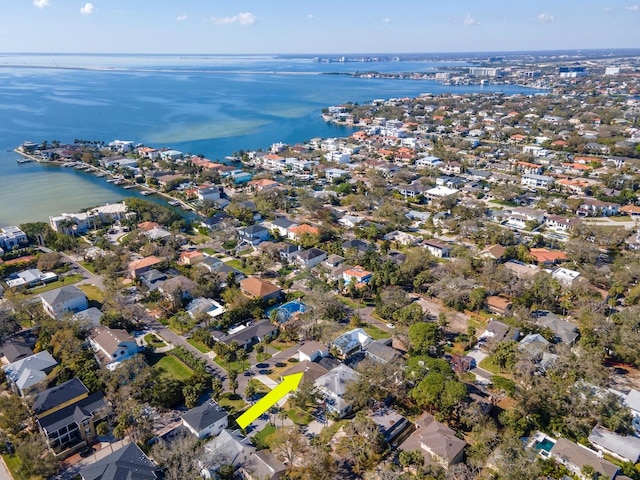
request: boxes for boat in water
[168,200,180,206]
[16,158,32,164]
[140,190,153,196]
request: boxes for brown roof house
[485,296,513,316]
[89,326,140,369]
[239,277,283,302]
[128,256,164,279]
[158,275,198,302]
[399,413,466,468]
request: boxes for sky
[0,0,639,54]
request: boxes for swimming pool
[266,300,307,323]
[533,437,555,452]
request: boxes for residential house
[33,378,109,457]
[89,326,139,368]
[551,267,581,288]
[415,155,443,168]
[293,248,327,269]
[338,215,365,229]
[270,217,298,237]
[241,451,286,480]
[297,341,328,362]
[342,266,373,286]
[529,248,568,265]
[178,250,205,266]
[549,438,619,480]
[186,297,226,320]
[0,339,33,365]
[40,286,88,319]
[478,320,519,350]
[324,254,344,268]
[198,259,246,285]
[159,275,198,302]
[79,443,157,480]
[521,173,554,190]
[620,205,640,218]
[396,183,428,200]
[545,215,581,234]
[533,311,579,345]
[200,429,255,478]
[364,340,400,364]
[279,244,302,261]
[3,350,57,396]
[6,268,58,289]
[140,269,168,290]
[485,296,513,316]
[342,239,372,253]
[423,239,451,258]
[248,178,279,192]
[314,364,360,418]
[239,277,282,302]
[213,319,279,350]
[425,185,458,201]
[577,198,619,217]
[331,328,373,358]
[238,225,270,246]
[325,168,349,181]
[504,260,540,278]
[0,226,28,251]
[128,256,164,279]
[399,414,466,469]
[287,224,320,242]
[479,244,506,261]
[518,334,557,372]
[73,307,104,327]
[181,400,229,440]
[588,426,640,464]
[384,230,422,246]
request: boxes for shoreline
[14,148,201,220]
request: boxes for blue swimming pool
[533,438,555,452]
[267,300,307,323]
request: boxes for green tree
[408,322,443,356]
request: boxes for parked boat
[168,200,180,206]
[140,190,153,196]
[16,158,32,164]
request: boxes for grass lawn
[364,325,390,341]
[2,454,26,480]
[249,378,271,395]
[78,284,104,303]
[218,393,247,415]
[252,423,277,449]
[147,352,194,381]
[267,340,297,351]
[292,271,311,282]
[201,247,217,255]
[286,407,313,426]
[27,274,83,294]
[237,247,253,256]
[144,333,166,349]
[225,259,246,272]
[79,261,97,274]
[187,338,211,353]
[256,351,272,362]
[287,290,305,299]
[215,357,248,374]
[479,356,503,375]
[337,295,366,309]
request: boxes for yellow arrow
[236,373,303,430]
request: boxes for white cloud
[537,12,555,23]
[308,14,314,19]
[210,12,256,26]
[625,4,639,10]
[80,3,94,15]
[177,13,187,21]
[463,14,479,27]
[34,0,50,9]
[382,17,392,24]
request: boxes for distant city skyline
[1,0,639,54]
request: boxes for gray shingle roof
[40,285,86,306]
[181,400,227,432]
[32,377,88,415]
[80,443,156,480]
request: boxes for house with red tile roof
[239,277,282,302]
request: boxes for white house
[181,400,229,440]
[3,350,58,396]
[200,429,255,478]
[551,267,581,288]
[423,239,451,258]
[108,140,134,153]
[329,152,351,164]
[314,364,359,418]
[89,326,139,368]
[0,226,28,251]
[521,173,554,190]
[416,156,443,168]
[325,168,349,181]
[197,186,222,202]
[40,286,88,319]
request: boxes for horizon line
[2,47,640,56]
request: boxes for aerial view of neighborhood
[2,2,640,480]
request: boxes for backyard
[146,352,194,381]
